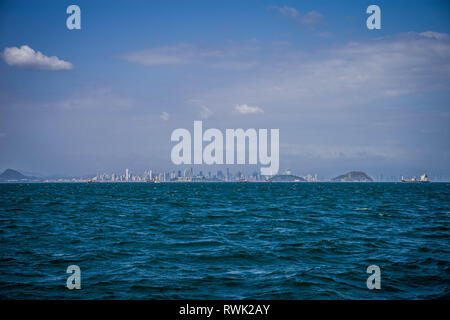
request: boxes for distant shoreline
[1,181,448,184]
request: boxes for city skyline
[1,166,448,183]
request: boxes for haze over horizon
[1,0,449,179]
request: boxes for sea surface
[0,182,449,299]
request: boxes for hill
[331,171,373,182]
[269,174,306,182]
[0,169,28,181]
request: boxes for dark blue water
[0,182,449,299]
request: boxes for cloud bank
[2,45,73,70]
[196,31,450,112]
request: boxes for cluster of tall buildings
[93,168,264,182]
[91,168,319,182]
[96,169,154,182]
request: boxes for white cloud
[186,99,214,119]
[123,44,194,66]
[234,104,264,115]
[122,42,259,69]
[271,6,324,26]
[160,112,170,121]
[419,31,449,40]
[199,106,213,119]
[275,6,300,19]
[59,88,135,110]
[2,45,73,70]
[299,10,323,25]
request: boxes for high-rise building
[126,168,129,182]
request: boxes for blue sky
[0,0,449,179]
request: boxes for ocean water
[0,182,449,299]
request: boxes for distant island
[0,169,29,181]
[331,171,373,182]
[0,169,41,182]
[269,174,306,182]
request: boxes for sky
[0,0,449,179]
